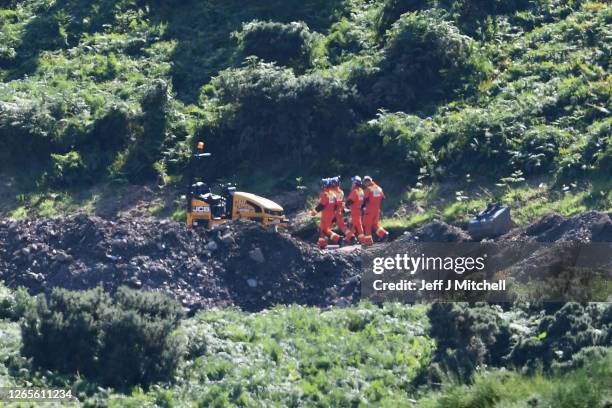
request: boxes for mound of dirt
[392,212,612,244]
[399,220,471,243]
[1,211,609,311]
[0,215,361,312]
[504,211,612,242]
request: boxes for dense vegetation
[0,0,609,194]
[0,0,611,405]
[1,284,610,406]
[425,302,612,383]
[21,287,183,389]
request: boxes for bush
[366,10,490,112]
[0,83,136,180]
[510,125,573,176]
[47,150,87,186]
[235,20,318,72]
[0,285,35,321]
[202,61,356,174]
[427,302,611,385]
[0,285,15,320]
[376,0,428,36]
[507,303,611,371]
[0,99,55,169]
[513,0,590,30]
[552,346,612,373]
[21,287,183,389]
[437,0,530,35]
[433,107,517,177]
[426,302,512,383]
[325,18,375,65]
[377,0,530,38]
[112,79,170,180]
[354,112,436,179]
[583,118,612,179]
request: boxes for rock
[411,220,470,242]
[26,271,42,281]
[55,251,72,263]
[248,248,265,263]
[334,298,350,308]
[247,278,258,288]
[220,233,235,245]
[506,211,612,242]
[206,241,218,251]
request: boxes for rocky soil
[503,211,612,242]
[0,215,361,312]
[0,211,610,311]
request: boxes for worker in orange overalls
[362,176,389,245]
[330,176,350,242]
[345,175,366,244]
[310,178,341,249]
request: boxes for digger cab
[186,143,288,229]
[187,185,288,229]
[230,191,288,228]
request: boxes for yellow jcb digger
[186,142,289,229]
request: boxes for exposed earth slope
[1,210,609,311]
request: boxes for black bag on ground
[468,203,512,240]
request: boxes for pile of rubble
[503,211,612,242]
[0,215,361,312]
[0,211,609,311]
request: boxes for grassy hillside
[0,294,435,406]
[1,2,611,405]
[0,1,609,214]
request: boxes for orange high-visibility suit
[332,185,350,238]
[363,182,388,244]
[345,185,365,243]
[311,188,341,249]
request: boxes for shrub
[437,0,530,35]
[354,112,436,179]
[0,286,36,321]
[510,125,573,176]
[0,99,55,169]
[0,284,16,320]
[507,303,611,371]
[552,346,612,373]
[427,302,611,385]
[583,118,612,179]
[376,0,428,36]
[113,79,170,180]
[366,10,490,112]
[377,0,531,38]
[235,20,318,72]
[47,150,87,186]
[513,0,590,30]
[426,302,512,383]
[433,107,517,177]
[202,61,356,174]
[21,287,183,389]
[325,17,376,65]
